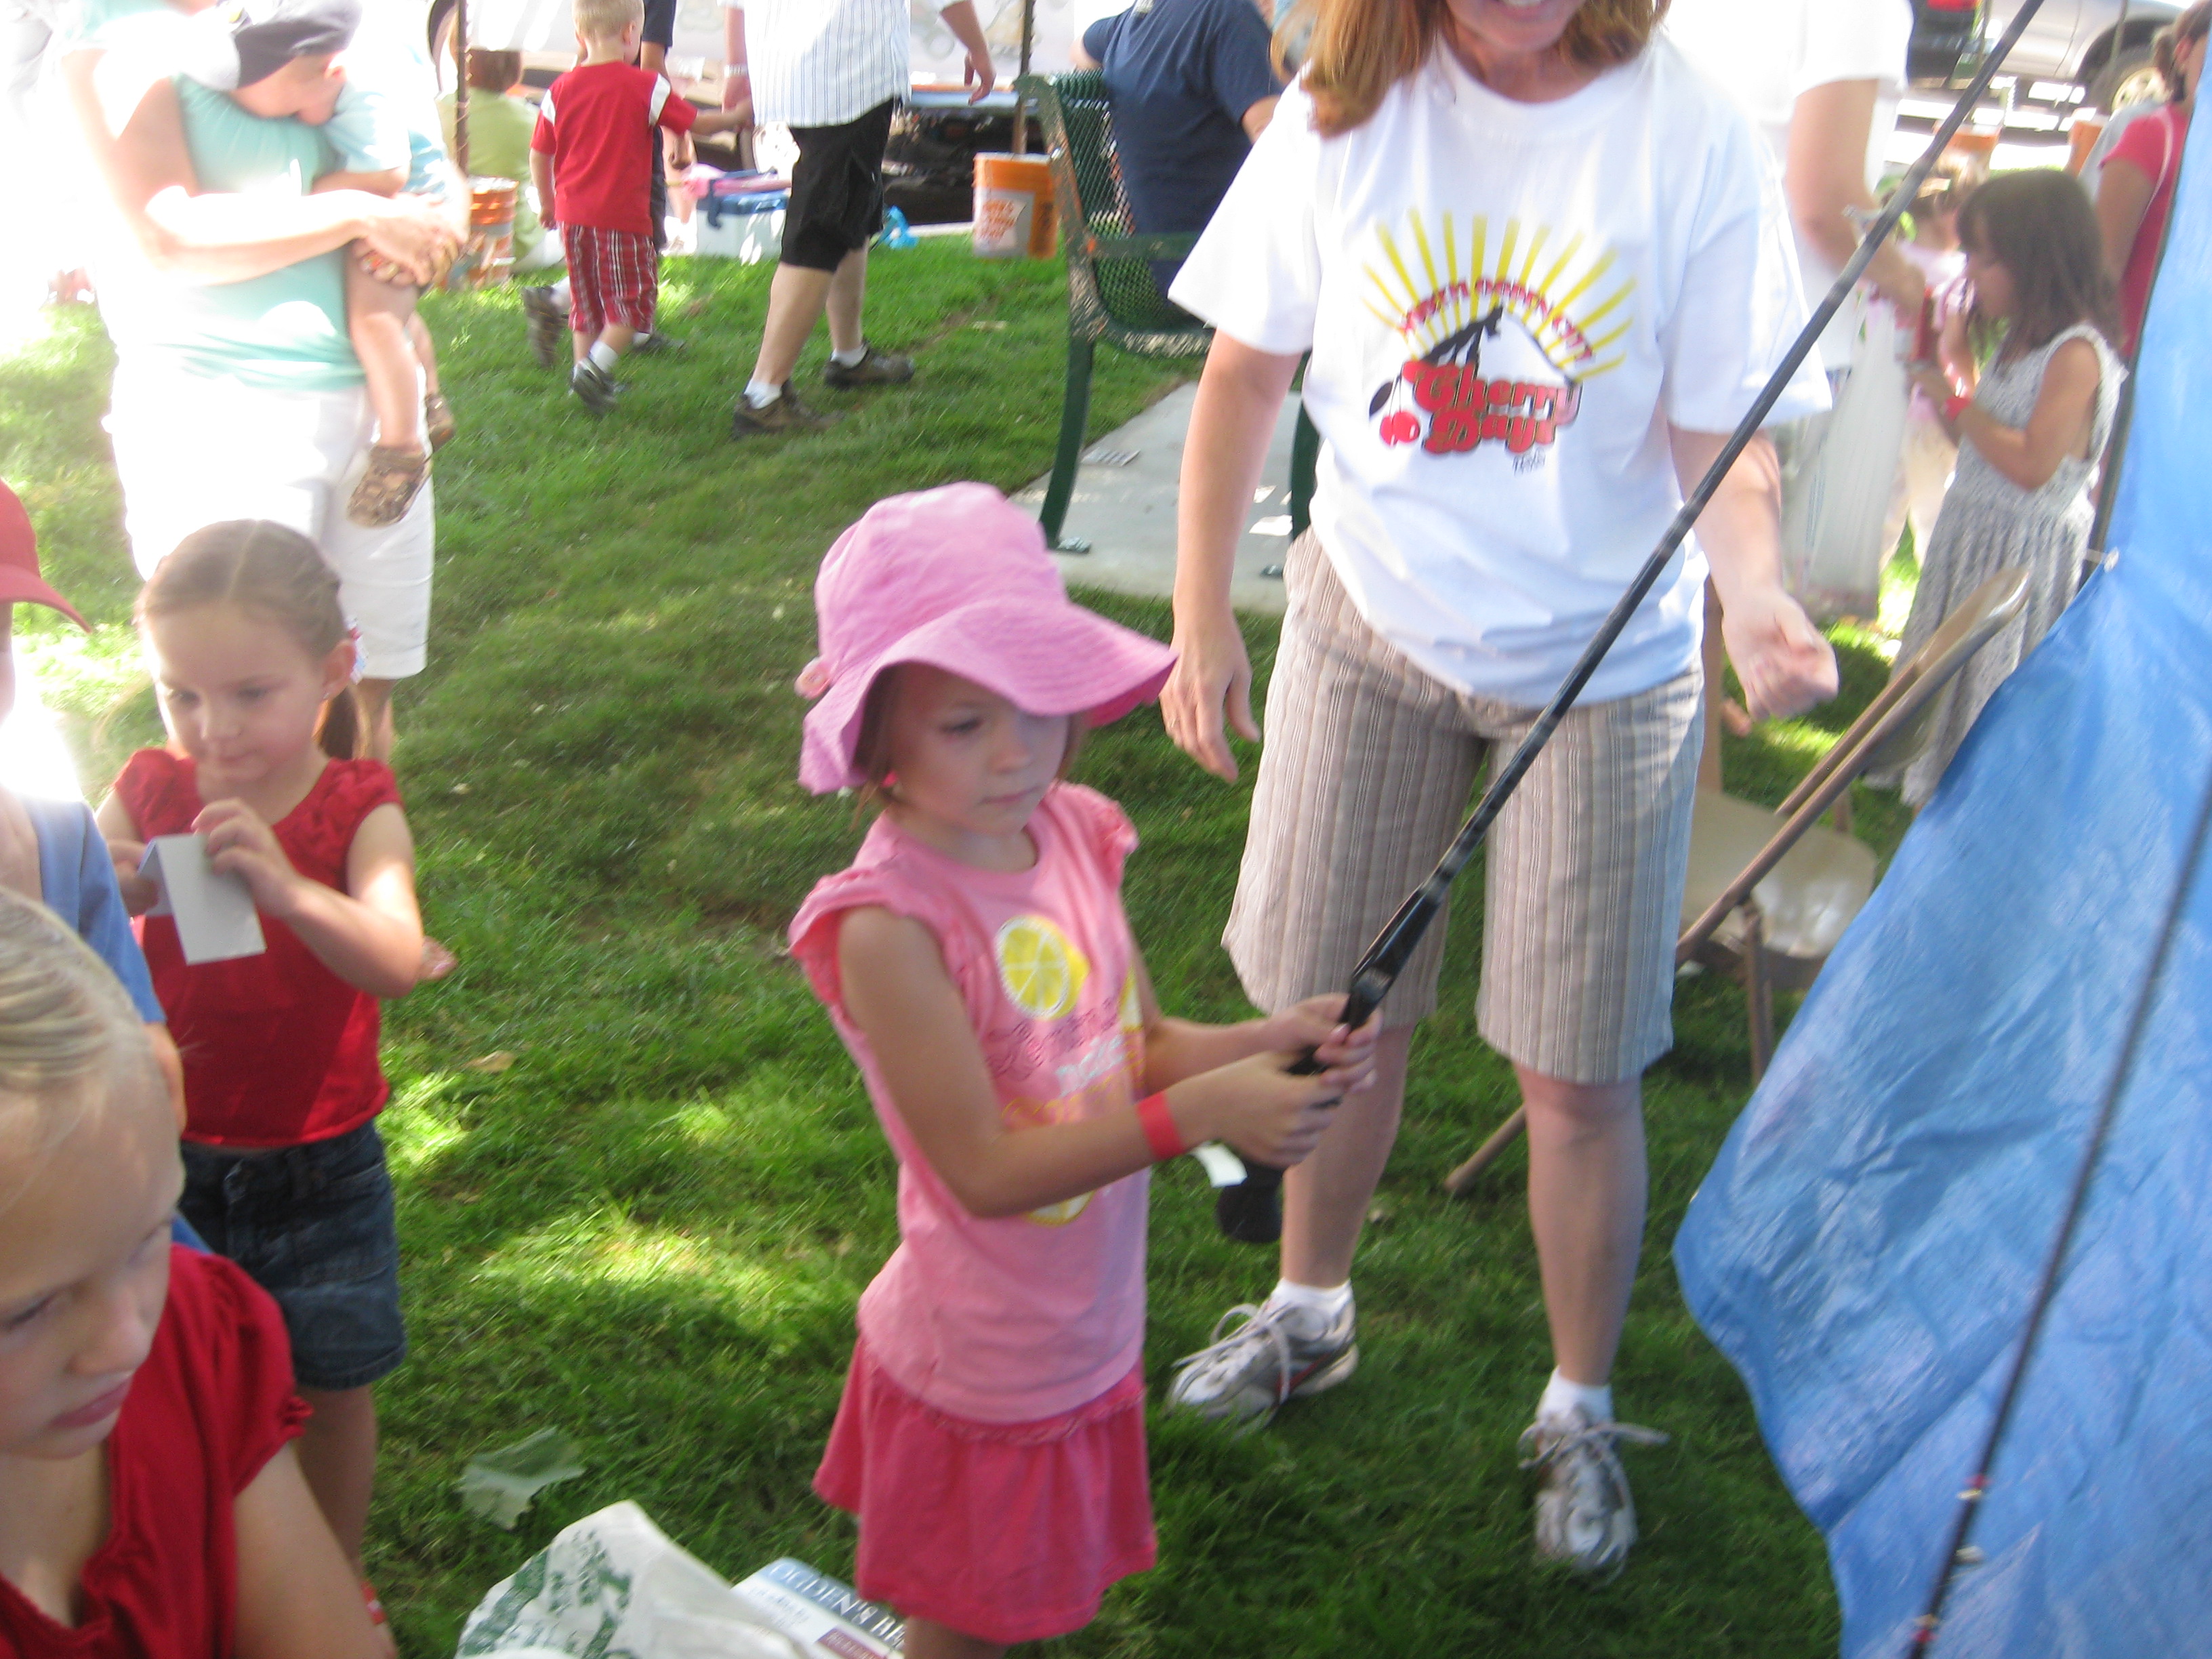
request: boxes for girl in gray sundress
[1891,169,2123,809]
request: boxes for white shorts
[104,361,434,679]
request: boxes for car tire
[2088,44,2160,113]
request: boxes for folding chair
[1442,567,2031,1193]
[1019,72,1317,552]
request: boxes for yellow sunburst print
[1361,209,1635,381]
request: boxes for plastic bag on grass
[1779,303,1911,623]
[456,1502,803,1659]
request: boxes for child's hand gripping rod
[1214,0,2049,1245]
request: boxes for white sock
[744,377,782,408]
[1538,1368,1614,1427]
[550,279,570,305]
[1267,1278,1353,1331]
[829,342,867,367]
[589,340,621,372]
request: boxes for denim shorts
[179,1119,407,1391]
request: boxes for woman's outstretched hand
[1162,607,1258,781]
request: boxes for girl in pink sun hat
[790,483,1378,1656]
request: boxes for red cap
[0,485,91,632]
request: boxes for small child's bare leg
[346,254,425,453]
[405,311,442,399]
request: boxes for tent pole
[453,0,470,180]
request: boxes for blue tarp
[1673,126,2212,1659]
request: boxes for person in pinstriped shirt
[720,0,996,437]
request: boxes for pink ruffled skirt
[813,1338,1156,1644]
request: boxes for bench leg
[1040,334,1096,553]
[1290,403,1320,541]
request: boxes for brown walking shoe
[821,343,914,388]
[730,384,840,439]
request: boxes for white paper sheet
[140,834,266,965]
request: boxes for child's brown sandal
[346,445,430,529]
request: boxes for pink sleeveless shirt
[790,784,1149,1424]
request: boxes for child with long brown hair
[1893,169,2121,807]
[95,520,426,1632]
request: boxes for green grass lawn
[1,242,1916,1656]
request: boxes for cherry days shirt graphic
[790,785,1151,1422]
[1171,40,1827,707]
[1364,210,1626,464]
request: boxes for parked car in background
[1914,0,2184,110]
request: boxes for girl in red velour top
[94,520,424,1629]
[0,888,383,1659]
[788,484,1379,1659]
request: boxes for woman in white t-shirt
[1158,0,1837,1578]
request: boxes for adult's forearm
[1174,342,1297,624]
[138,184,373,281]
[939,1,992,64]
[1677,428,1785,603]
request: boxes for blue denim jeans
[180,1119,407,1391]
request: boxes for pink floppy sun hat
[797,483,1177,794]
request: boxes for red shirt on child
[115,751,401,1149]
[0,1248,310,1658]
[530,62,699,235]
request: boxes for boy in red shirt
[529,0,750,411]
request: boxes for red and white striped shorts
[563,225,657,337]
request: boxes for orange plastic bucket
[972,153,1057,260]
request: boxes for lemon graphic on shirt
[996,916,1088,1021]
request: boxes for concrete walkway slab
[1012,384,1303,617]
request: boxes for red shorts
[813,1338,1155,1645]
[563,224,657,337]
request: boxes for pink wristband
[1136,1092,1185,1162]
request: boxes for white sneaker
[1518,1406,1669,1580]
[1165,1297,1358,1424]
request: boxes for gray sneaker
[1518,1407,1669,1580]
[569,359,623,414]
[522,285,566,369]
[821,343,914,388]
[1165,1298,1357,1424]
[730,384,838,439]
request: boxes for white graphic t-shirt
[1172,40,1828,707]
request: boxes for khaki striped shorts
[1225,534,1704,1084]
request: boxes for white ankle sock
[744,378,782,408]
[829,342,867,367]
[1268,1278,1353,1328]
[588,340,621,372]
[550,279,570,305]
[1538,1368,1614,1426]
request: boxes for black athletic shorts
[783,98,896,271]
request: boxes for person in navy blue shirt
[1076,0,1283,291]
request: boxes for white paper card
[140,834,266,964]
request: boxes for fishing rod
[1216,0,2054,1244]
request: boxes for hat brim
[0,572,89,632]
[801,594,1174,793]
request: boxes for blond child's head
[574,0,644,58]
[0,890,178,1460]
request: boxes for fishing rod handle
[1212,981,1389,1244]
